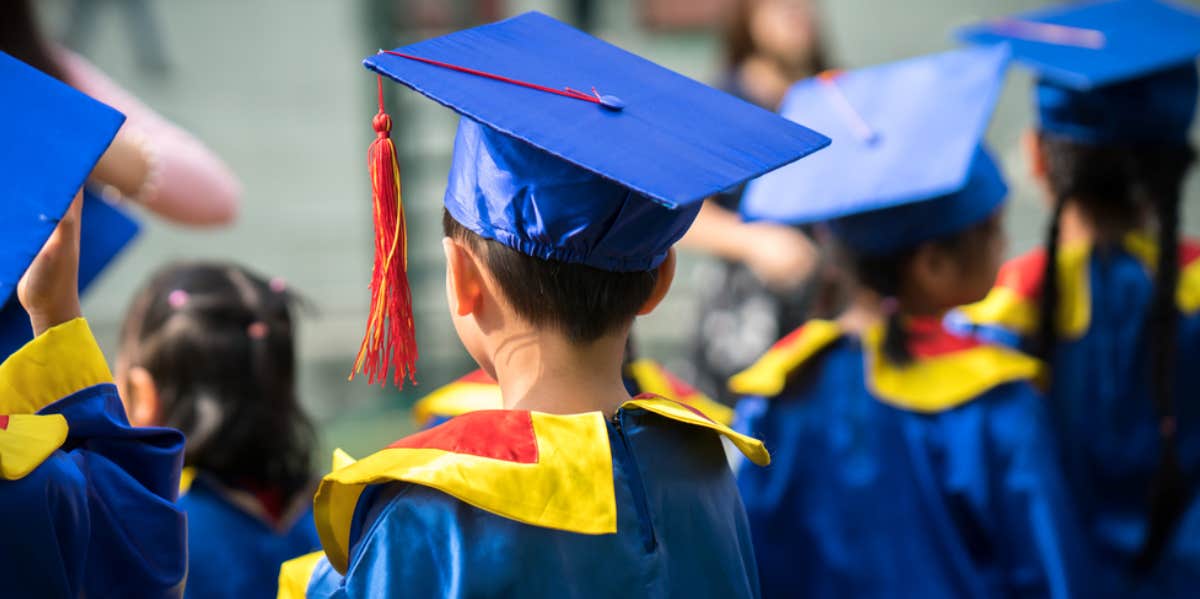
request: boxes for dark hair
[443,210,658,344]
[119,262,315,500]
[723,0,830,74]
[1035,133,1197,571]
[841,218,997,365]
[0,0,65,80]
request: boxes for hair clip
[269,277,288,293]
[167,289,189,309]
[880,296,900,315]
[247,321,269,339]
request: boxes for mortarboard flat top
[0,51,125,306]
[364,11,830,210]
[740,45,1011,229]
[957,0,1200,90]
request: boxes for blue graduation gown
[730,319,1088,598]
[181,473,321,599]
[289,396,769,598]
[953,235,1200,596]
[0,318,186,598]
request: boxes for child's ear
[443,237,485,317]
[125,366,161,427]
[638,248,677,316]
[1022,128,1047,182]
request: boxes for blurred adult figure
[64,0,171,75]
[3,0,241,227]
[682,0,841,402]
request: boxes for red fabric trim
[0,415,8,430]
[388,410,539,463]
[768,324,809,351]
[906,318,982,358]
[994,248,1047,301]
[458,369,497,385]
[1180,239,1200,268]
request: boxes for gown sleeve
[0,318,187,598]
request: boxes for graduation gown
[279,396,769,598]
[730,319,1088,598]
[411,360,733,429]
[180,471,321,599]
[953,234,1200,596]
[0,318,186,599]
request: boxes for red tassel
[351,75,417,387]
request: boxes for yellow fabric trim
[277,551,325,599]
[0,414,68,480]
[179,466,197,496]
[410,380,502,427]
[728,320,843,397]
[959,243,1091,339]
[626,359,733,426]
[862,325,1042,413]
[623,396,770,466]
[0,318,112,414]
[331,448,357,472]
[1122,233,1200,315]
[314,410,615,574]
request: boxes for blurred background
[30,0,1200,459]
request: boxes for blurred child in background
[731,47,1088,598]
[957,1,1200,595]
[116,262,320,599]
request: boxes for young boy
[282,12,828,597]
[0,50,186,597]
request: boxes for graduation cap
[0,51,126,354]
[957,0,1200,144]
[352,11,830,387]
[740,45,1010,255]
[0,190,140,359]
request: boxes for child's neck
[835,290,947,335]
[1058,199,1143,246]
[489,329,630,417]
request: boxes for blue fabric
[740,45,1009,235]
[180,476,320,599]
[961,246,1200,597]
[0,384,186,598]
[827,146,1007,255]
[957,0,1200,144]
[957,0,1200,90]
[1034,65,1198,144]
[0,51,124,308]
[0,189,140,360]
[734,336,1089,598]
[309,406,761,597]
[364,11,828,271]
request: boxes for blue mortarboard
[740,46,1010,255]
[0,190,140,358]
[0,51,125,307]
[958,0,1200,144]
[364,11,830,272]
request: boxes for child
[729,47,1088,598]
[283,12,827,597]
[957,1,1200,594]
[1,49,186,598]
[116,262,321,599]
[413,338,734,428]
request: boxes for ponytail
[1133,144,1196,572]
[1036,194,1068,365]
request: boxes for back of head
[119,262,314,499]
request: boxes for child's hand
[18,192,84,336]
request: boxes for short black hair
[119,262,315,501]
[443,209,658,344]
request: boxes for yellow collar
[0,318,112,414]
[729,320,1040,413]
[0,414,68,480]
[314,396,768,574]
[960,235,1200,339]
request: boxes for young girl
[957,1,1200,594]
[116,262,320,599]
[731,47,1088,597]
